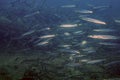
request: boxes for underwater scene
[0,0,120,80]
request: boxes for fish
[81,40,87,45]
[86,59,105,64]
[69,54,76,60]
[88,35,119,40]
[37,27,51,32]
[81,17,106,25]
[60,24,78,28]
[59,49,80,54]
[74,40,88,47]
[69,56,74,60]
[88,4,111,11]
[86,50,96,54]
[61,5,76,8]
[58,45,71,49]
[66,63,81,67]
[35,38,52,46]
[36,41,49,46]
[82,47,94,51]
[74,55,86,58]
[58,45,71,48]
[80,59,89,63]
[39,34,56,39]
[20,58,39,64]
[0,16,12,23]
[37,41,49,46]
[93,29,116,32]
[22,30,35,37]
[24,11,40,18]
[114,19,120,23]
[98,42,119,46]
[73,31,85,35]
[64,32,71,36]
[79,15,89,18]
[82,47,96,53]
[75,10,93,14]
[92,5,112,11]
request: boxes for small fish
[36,40,49,46]
[58,45,71,48]
[105,61,120,67]
[114,19,120,23]
[92,5,111,11]
[0,16,12,23]
[82,47,96,53]
[64,32,71,36]
[59,49,80,54]
[88,35,119,40]
[73,31,84,34]
[66,63,81,67]
[87,59,105,64]
[81,17,106,25]
[36,41,49,46]
[74,31,82,34]
[61,45,71,47]
[80,59,89,63]
[75,10,93,14]
[69,56,74,60]
[82,47,94,51]
[93,29,116,32]
[61,5,76,8]
[81,40,87,45]
[37,27,51,32]
[74,55,86,58]
[98,42,119,46]
[74,40,87,47]
[39,34,56,39]
[87,50,96,54]
[60,24,78,28]
[20,58,39,64]
[35,38,52,46]
[24,11,40,18]
[22,30,35,37]
[79,15,89,18]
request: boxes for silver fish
[81,17,106,25]
[22,30,35,37]
[75,10,93,14]
[87,59,106,64]
[59,49,80,54]
[98,42,119,46]
[39,34,56,39]
[88,35,119,40]
[60,24,78,28]
[61,5,76,8]
[93,29,116,32]
[24,11,40,18]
